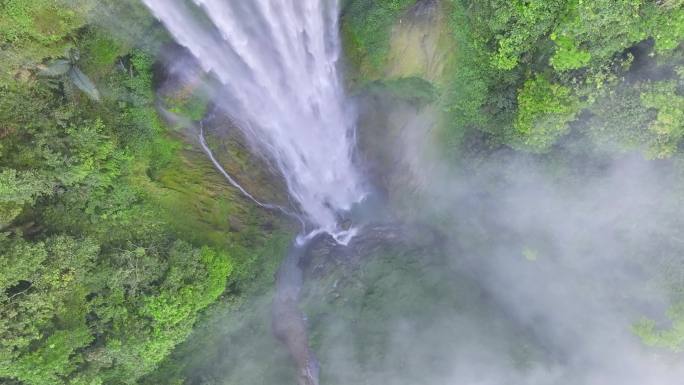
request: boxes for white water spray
[143,0,365,238]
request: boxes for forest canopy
[1,1,286,384]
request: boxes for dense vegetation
[1,1,289,384]
[343,0,684,155]
[3,0,684,384]
[341,0,684,354]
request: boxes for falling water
[142,0,365,239]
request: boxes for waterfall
[142,0,365,239]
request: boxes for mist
[328,92,684,384]
[99,2,684,385]
[7,1,684,385]
[146,78,684,385]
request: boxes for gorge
[4,1,684,385]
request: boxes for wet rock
[300,223,442,280]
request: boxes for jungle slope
[0,2,292,385]
[342,0,684,355]
[4,1,684,385]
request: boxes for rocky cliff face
[348,0,457,222]
[385,0,450,84]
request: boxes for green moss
[164,86,209,121]
[0,0,86,45]
[81,30,124,73]
[363,76,438,105]
[135,137,294,282]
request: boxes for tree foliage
[634,303,684,352]
[0,2,262,384]
[342,0,684,353]
[514,75,582,152]
[431,0,684,154]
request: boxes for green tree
[634,303,684,352]
[0,170,52,227]
[0,3,243,384]
[487,0,567,70]
[514,75,582,152]
[639,81,684,159]
[0,0,92,83]
[0,235,99,385]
